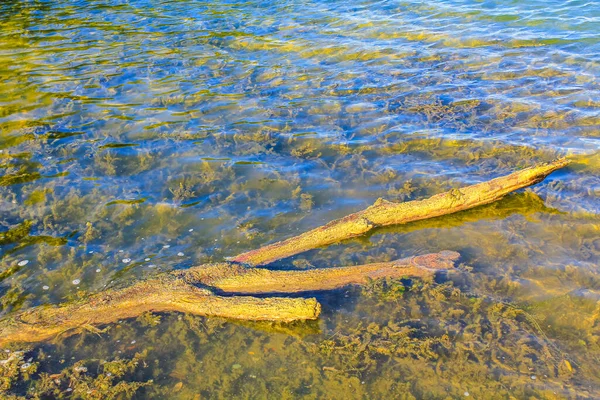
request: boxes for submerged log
[0,159,569,345]
[231,158,569,266]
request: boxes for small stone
[72,279,81,285]
[177,252,184,257]
[17,260,29,267]
[148,264,156,268]
[42,285,50,290]
[531,375,537,380]
[189,228,194,232]
[122,258,131,263]
[96,269,101,273]
[163,245,170,249]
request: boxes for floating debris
[72,279,81,285]
[163,245,170,249]
[17,260,29,267]
[42,286,50,290]
[122,258,131,263]
[189,228,194,232]
[177,252,184,257]
[145,258,150,261]
[96,269,101,273]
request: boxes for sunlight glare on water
[1,0,599,398]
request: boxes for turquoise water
[1,0,599,398]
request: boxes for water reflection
[0,0,599,398]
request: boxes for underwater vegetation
[1,0,599,398]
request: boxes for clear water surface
[1,0,599,398]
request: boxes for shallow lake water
[1,0,599,398]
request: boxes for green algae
[1,348,152,399]
[0,0,599,397]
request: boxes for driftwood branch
[179,251,459,294]
[0,159,569,345]
[231,158,569,266]
[0,251,457,346]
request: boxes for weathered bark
[0,159,569,346]
[231,158,569,266]
[180,251,459,294]
[0,251,456,346]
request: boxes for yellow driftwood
[0,251,457,345]
[231,159,569,266]
[0,159,569,346]
[180,251,459,294]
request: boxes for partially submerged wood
[232,158,569,266]
[0,277,321,346]
[0,159,569,346]
[180,251,459,294]
[0,251,457,346]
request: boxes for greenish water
[1,0,599,398]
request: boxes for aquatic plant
[0,159,567,345]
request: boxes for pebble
[42,285,50,290]
[148,264,156,268]
[17,260,29,267]
[72,279,81,285]
[163,245,170,249]
[177,252,184,257]
[189,228,194,232]
[96,269,101,273]
[122,258,131,263]
[531,375,537,380]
